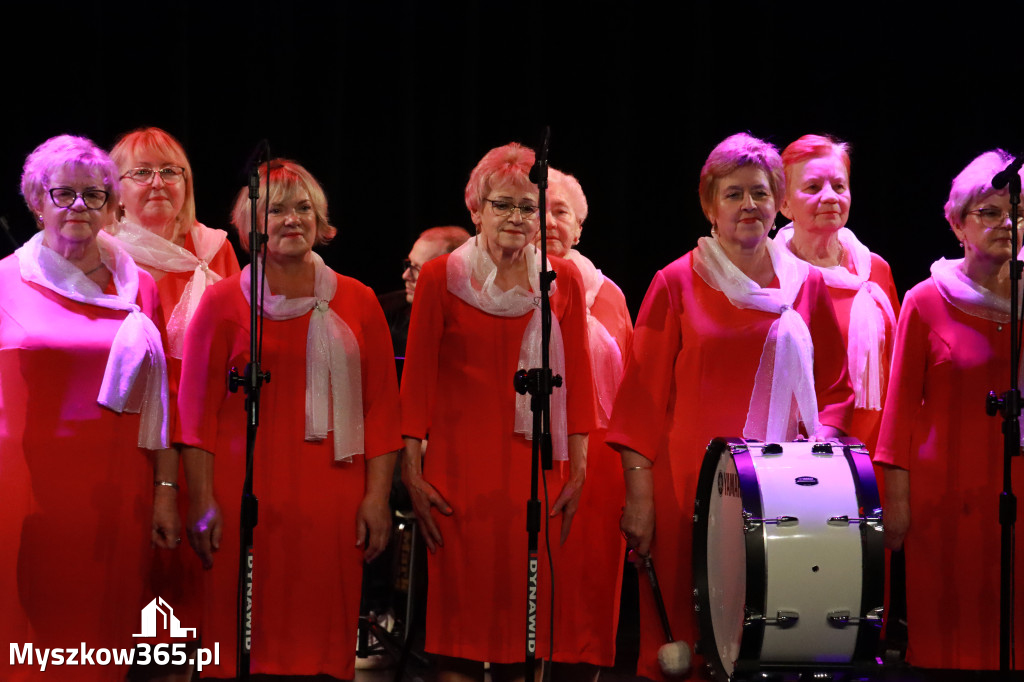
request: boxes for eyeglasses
[47,187,110,209]
[120,166,186,186]
[485,198,539,220]
[402,259,421,277]
[967,208,1023,227]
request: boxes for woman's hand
[882,465,910,551]
[151,485,182,550]
[551,434,588,544]
[186,495,222,570]
[814,425,846,442]
[402,437,452,553]
[356,494,392,562]
[619,447,655,558]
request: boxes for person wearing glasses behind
[537,168,632,682]
[178,159,402,680]
[378,225,471,361]
[105,126,239,680]
[400,143,595,681]
[0,135,172,681]
[607,133,853,681]
[107,127,240,362]
[875,150,1024,673]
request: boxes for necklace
[83,263,106,277]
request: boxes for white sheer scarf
[775,225,896,410]
[693,235,820,442]
[565,249,623,428]
[107,220,227,359]
[446,236,569,461]
[16,231,169,449]
[240,253,364,462]
[931,257,1024,445]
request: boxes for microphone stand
[986,154,1023,678]
[513,126,557,682]
[227,144,272,681]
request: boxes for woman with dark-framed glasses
[0,134,172,681]
[400,142,595,681]
[875,149,1024,671]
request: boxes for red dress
[400,254,596,663]
[553,275,632,667]
[874,278,1024,670]
[139,229,238,637]
[176,271,402,679]
[0,254,163,682]
[823,253,900,453]
[605,251,853,682]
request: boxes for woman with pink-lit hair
[536,168,631,682]
[774,134,900,452]
[177,159,401,680]
[607,133,853,681]
[875,149,1024,671]
[0,134,172,681]
[400,142,596,681]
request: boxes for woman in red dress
[400,143,596,682]
[876,149,1024,672]
[0,134,172,681]
[774,134,900,452]
[538,168,632,681]
[178,159,402,679]
[607,133,853,681]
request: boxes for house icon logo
[133,597,197,638]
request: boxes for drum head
[693,438,750,678]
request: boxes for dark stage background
[3,2,1024,317]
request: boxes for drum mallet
[641,553,691,677]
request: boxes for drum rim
[692,436,766,679]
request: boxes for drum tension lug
[747,609,800,628]
[827,606,883,628]
[811,442,834,455]
[744,511,799,532]
[827,514,882,527]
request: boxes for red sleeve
[555,260,598,436]
[175,280,236,451]
[874,286,930,470]
[400,256,446,440]
[351,279,403,458]
[802,270,855,433]
[605,269,681,461]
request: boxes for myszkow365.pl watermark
[9,597,220,673]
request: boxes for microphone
[529,126,551,188]
[993,156,1024,190]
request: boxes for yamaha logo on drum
[717,471,741,498]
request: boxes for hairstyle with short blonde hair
[698,133,784,224]
[944,149,1016,230]
[110,127,197,231]
[21,134,120,217]
[781,134,851,181]
[464,142,537,215]
[230,159,337,252]
[418,225,472,253]
[549,168,588,224]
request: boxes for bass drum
[693,437,884,679]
